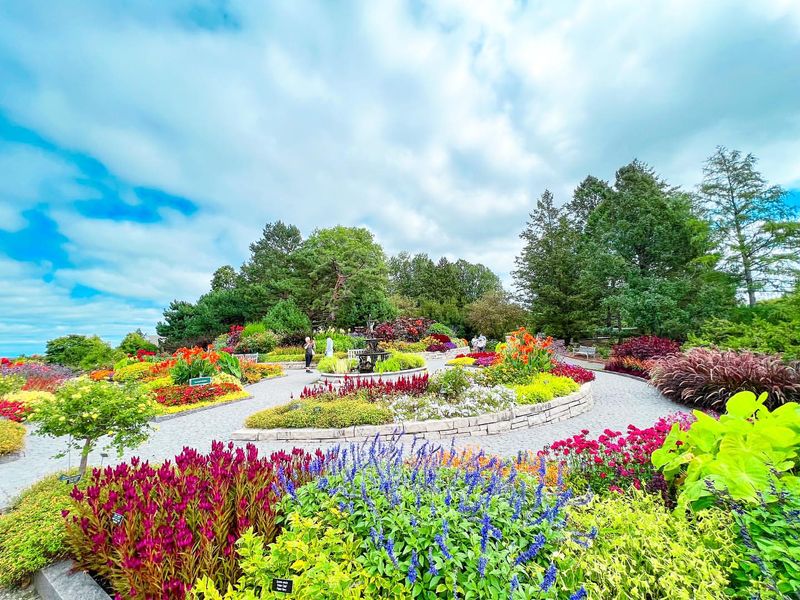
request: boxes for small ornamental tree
[28,379,157,476]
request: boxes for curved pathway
[0,359,681,508]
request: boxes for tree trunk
[78,438,93,477]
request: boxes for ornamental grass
[64,442,327,600]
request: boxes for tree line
[514,147,799,341]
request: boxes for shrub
[241,322,266,338]
[426,322,456,337]
[611,335,681,360]
[65,442,324,599]
[652,391,800,510]
[0,419,25,455]
[275,438,586,599]
[314,331,360,352]
[427,366,471,401]
[245,399,392,429]
[557,491,743,599]
[117,331,158,355]
[650,348,800,410]
[240,362,284,383]
[375,352,424,373]
[514,373,578,404]
[0,373,25,395]
[550,362,595,384]
[317,356,356,374]
[373,317,433,342]
[153,383,243,407]
[45,334,123,371]
[382,340,427,353]
[194,518,401,599]
[542,413,694,497]
[447,356,476,367]
[604,356,652,378]
[237,331,279,354]
[27,379,157,476]
[0,472,87,587]
[261,300,312,342]
[112,361,154,382]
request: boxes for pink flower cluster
[541,413,695,495]
[64,441,327,600]
[550,362,596,384]
[299,373,429,400]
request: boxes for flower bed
[604,335,680,378]
[0,419,25,457]
[152,382,250,416]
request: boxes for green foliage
[427,366,471,401]
[0,419,25,456]
[557,491,743,600]
[513,373,579,404]
[261,299,312,340]
[237,330,279,354]
[193,518,403,599]
[170,358,216,384]
[314,331,360,352]
[374,352,424,373]
[112,361,153,382]
[217,351,242,379]
[27,379,157,475]
[426,322,455,337]
[0,472,87,587]
[45,334,123,371]
[117,330,158,355]
[652,391,800,510]
[465,291,528,340]
[241,322,266,337]
[245,399,392,429]
[0,374,25,395]
[317,357,356,374]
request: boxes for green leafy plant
[557,490,744,599]
[426,366,471,401]
[652,391,800,510]
[117,330,158,355]
[27,379,157,476]
[217,351,242,379]
[0,472,87,587]
[318,357,356,374]
[170,358,216,384]
[45,334,124,371]
[0,419,25,456]
[237,331,279,354]
[194,517,403,599]
[261,299,312,342]
[513,374,579,405]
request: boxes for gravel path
[0,359,683,509]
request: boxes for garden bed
[231,382,592,442]
[421,345,470,360]
[319,366,428,383]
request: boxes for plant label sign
[189,376,212,386]
[111,513,125,525]
[59,474,82,484]
[271,579,293,593]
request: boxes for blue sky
[1,0,799,356]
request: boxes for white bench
[233,353,259,363]
[347,349,366,361]
[574,346,597,359]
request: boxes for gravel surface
[0,358,683,509]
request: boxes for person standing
[304,336,316,372]
[325,335,334,358]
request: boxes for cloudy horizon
[1,0,799,356]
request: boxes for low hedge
[0,419,25,455]
[245,399,392,429]
[513,373,579,404]
[0,472,86,586]
[374,352,425,373]
[259,351,347,363]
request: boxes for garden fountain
[357,319,389,373]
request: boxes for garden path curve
[0,358,681,509]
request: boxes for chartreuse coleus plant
[652,391,800,510]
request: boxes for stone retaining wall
[231,382,592,443]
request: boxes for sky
[1,0,799,356]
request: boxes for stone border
[319,366,427,382]
[35,560,111,600]
[231,382,592,443]
[0,450,22,464]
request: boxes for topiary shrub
[650,348,800,410]
[245,399,393,429]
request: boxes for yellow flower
[108,431,115,436]
[91,413,98,420]
[82,412,88,418]
[59,416,66,422]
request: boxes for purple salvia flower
[569,588,587,600]
[515,533,546,565]
[435,534,452,560]
[540,562,557,592]
[478,555,487,578]
[509,574,519,599]
[385,538,399,567]
[428,548,438,575]
[407,549,419,585]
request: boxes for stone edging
[35,559,111,600]
[231,383,593,443]
[0,450,22,464]
[319,367,427,382]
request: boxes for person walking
[304,336,316,372]
[325,335,334,358]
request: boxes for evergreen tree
[699,147,799,306]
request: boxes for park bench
[574,345,597,359]
[233,353,259,363]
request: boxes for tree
[699,147,799,306]
[210,265,238,291]
[45,335,122,371]
[567,175,612,232]
[117,330,158,355]
[261,299,312,341]
[453,260,502,303]
[465,291,528,339]
[514,190,589,341]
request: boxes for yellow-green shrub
[112,361,153,382]
[0,419,25,456]
[141,375,174,392]
[447,357,476,367]
[245,399,392,429]
[557,491,744,600]
[514,373,578,404]
[0,374,25,396]
[193,513,406,599]
[0,472,87,586]
[2,390,56,407]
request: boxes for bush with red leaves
[612,335,681,361]
[550,362,596,384]
[650,348,800,410]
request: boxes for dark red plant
[373,318,434,342]
[611,336,680,361]
[226,325,244,349]
[153,383,242,407]
[550,362,596,384]
[650,348,800,410]
[299,373,429,400]
[64,442,327,600]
